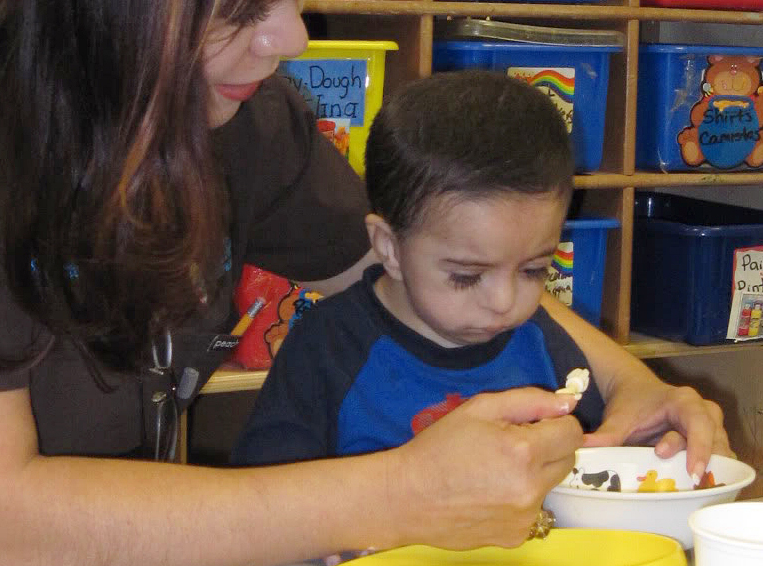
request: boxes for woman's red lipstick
[216,81,262,102]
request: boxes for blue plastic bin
[546,217,620,327]
[631,192,763,345]
[636,44,763,172]
[432,21,623,173]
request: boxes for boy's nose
[250,0,308,59]
[485,279,515,315]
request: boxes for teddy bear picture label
[677,54,763,170]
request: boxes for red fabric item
[232,265,297,369]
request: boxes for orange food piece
[694,470,725,490]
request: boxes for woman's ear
[365,214,403,281]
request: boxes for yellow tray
[346,529,687,566]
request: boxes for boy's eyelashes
[447,265,551,290]
[524,266,552,281]
[448,272,482,290]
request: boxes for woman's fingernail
[556,397,576,414]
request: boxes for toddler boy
[231,70,604,466]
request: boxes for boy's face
[377,192,568,348]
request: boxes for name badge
[207,334,241,352]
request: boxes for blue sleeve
[229,318,334,466]
[532,306,605,432]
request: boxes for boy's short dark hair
[365,70,574,234]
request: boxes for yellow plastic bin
[278,40,399,176]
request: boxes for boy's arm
[540,293,732,478]
[230,309,347,466]
[231,345,331,466]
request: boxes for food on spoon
[555,368,590,400]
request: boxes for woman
[0,1,730,565]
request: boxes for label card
[546,241,574,307]
[726,245,763,341]
[508,67,575,134]
[278,59,368,127]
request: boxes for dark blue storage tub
[547,217,620,327]
[631,192,763,345]
[636,43,763,172]
[433,20,623,173]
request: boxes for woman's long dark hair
[0,0,274,374]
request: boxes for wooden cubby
[201,0,763,396]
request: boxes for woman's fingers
[655,396,734,477]
[582,414,631,449]
[584,383,734,481]
[465,388,580,425]
[523,416,582,489]
[476,389,583,493]
[389,389,584,550]
[653,430,687,457]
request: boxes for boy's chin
[443,327,512,347]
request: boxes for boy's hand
[388,388,583,550]
[584,380,733,482]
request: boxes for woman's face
[203,0,308,128]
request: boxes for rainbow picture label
[551,245,574,276]
[546,241,574,307]
[508,67,575,134]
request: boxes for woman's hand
[584,379,733,481]
[540,295,733,482]
[387,388,583,550]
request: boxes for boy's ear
[365,213,403,281]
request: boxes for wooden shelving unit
[304,0,763,24]
[201,0,763,395]
[575,171,763,189]
[202,369,268,394]
[625,333,763,359]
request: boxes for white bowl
[543,447,756,549]
[689,502,763,566]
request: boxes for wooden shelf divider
[575,171,763,189]
[304,0,763,23]
[201,369,268,394]
[625,333,763,359]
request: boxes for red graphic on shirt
[411,393,467,435]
